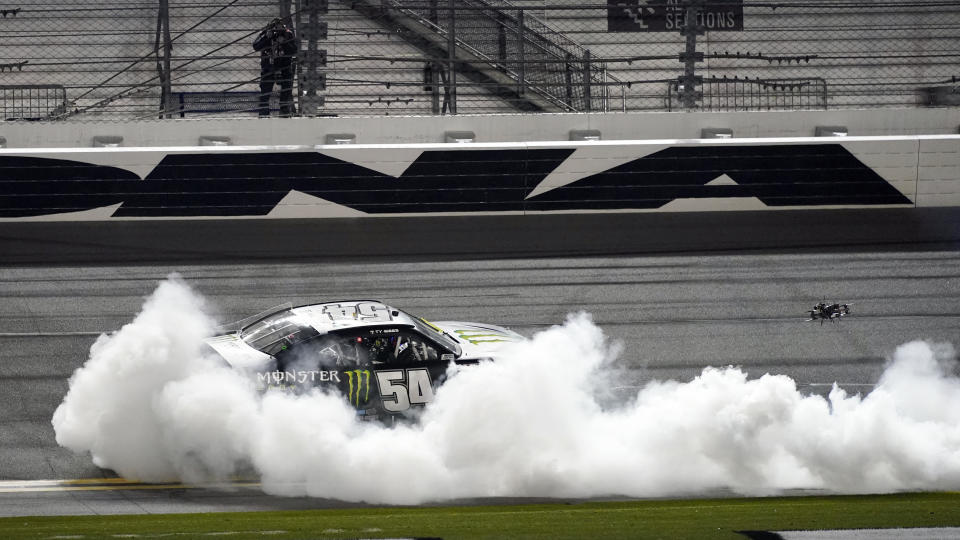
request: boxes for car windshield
[239,310,320,356]
[407,313,462,357]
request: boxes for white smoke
[53,277,960,504]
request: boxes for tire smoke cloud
[53,277,960,503]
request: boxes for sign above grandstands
[607,0,744,32]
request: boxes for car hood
[432,321,525,358]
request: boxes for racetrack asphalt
[1,209,960,516]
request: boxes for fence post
[447,0,457,114]
[601,65,609,112]
[496,12,507,65]
[427,0,441,114]
[296,0,327,117]
[582,49,592,112]
[517,9,526,97]
[564,53,573,110]
[155,0,173,118]
[681,0,704,110]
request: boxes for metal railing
[666,77,828,112]
[172,91,276,117]
[382,0,626,112]
[0,84,68,120]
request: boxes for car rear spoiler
[215,302,293,334]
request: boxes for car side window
[242,312,320,358]
[273,333,361,369]
[311,327,447,367]
[393,330,439,363]
[331,332,371,366]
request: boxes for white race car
[204,300,523,420]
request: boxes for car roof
[240,300,418,336]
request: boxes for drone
[806,302,851,324]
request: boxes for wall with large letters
[1,133,958,221]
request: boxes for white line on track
[0,478,260,493]
[0,332,104,337]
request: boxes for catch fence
[0,0,956,120]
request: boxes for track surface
[2,250,960,515]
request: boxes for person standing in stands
[253,17,297,117]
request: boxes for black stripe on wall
[0,144,910,218]
[526,145,912,209]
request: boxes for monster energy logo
[454,329,517,345]
[345,369,371,406]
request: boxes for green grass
[3,493,960,539]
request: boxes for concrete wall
[2,108,960,149]
[1,129,958,221]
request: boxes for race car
[806,302,851,324]
[204,300,524,420]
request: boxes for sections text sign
[608,0,744,32]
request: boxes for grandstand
[0,0,958,120]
